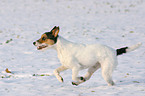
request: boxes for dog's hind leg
[101,62,115,86]
[54,66,68,83]
[102,70,114,86]
[72,62,101,86]
[84,62,101,81]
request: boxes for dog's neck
[53,36,73,51]
[57,36,71,44]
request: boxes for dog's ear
[51,26,59,37]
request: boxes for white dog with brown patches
[33,26,141,86]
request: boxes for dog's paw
[59,77,64,82]
[79,77,86,82]
[72,82,79,86]
[60,77,64,82]
[108,81,115,86]
[56,76,64,83]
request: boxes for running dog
[33,26,141,86]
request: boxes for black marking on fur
[72,82,78,86]
[116,47,128,55]
[45,32,58,43]
[80,77,86,81]
[80,77,84,80]
[61,78,64,82]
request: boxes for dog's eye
[42,37,46,40]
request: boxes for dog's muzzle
[33,41,48,50]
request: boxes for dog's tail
[116,43,142,56]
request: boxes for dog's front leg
[54,66,68,82]
[71,67,86,86]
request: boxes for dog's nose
[33,42,36,45]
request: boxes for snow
[0,0,145,96]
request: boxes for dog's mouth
[37,45,48,50]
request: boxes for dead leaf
[5,68,12,73]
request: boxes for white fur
[35,35,141,86]
[126,42,142,52]
[34,31,141,86]
[52,36,118,86]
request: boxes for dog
[33,26,141,86]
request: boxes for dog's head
[33,26,59,50]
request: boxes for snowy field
[0,0,145,96]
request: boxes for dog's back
[56,36,117,70]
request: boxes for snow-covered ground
[0,0,145,96]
